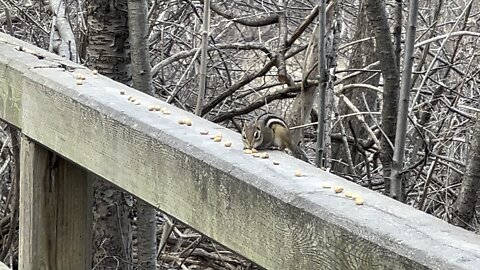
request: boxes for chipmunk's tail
[289,142,309,163]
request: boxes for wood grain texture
[19,136,52,269]
[56,158,93,269]
[19,136,92,270]
[2,33,480,270]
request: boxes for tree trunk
[287,24,318,144]
[86,1,133,269]
[390,0,419,202]
[48,0,78,61]
[136,200,157,268]
[196,0,211,115]
[127,0,157,268]
[332,1,379,174]
[454,115,480,229]
[86,0,131,85]
[91,179,133,270]
[365,0,400,193]
[315,0,327,167]
[287,4,336,148]
[128,0,154,96]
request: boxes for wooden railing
[1,32,480,270]
[0,262,9,270]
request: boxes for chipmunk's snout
[242,137,252,150]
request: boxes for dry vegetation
[0,0,480,268]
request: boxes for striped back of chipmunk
[257,113,289,129]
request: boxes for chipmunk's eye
[254,131,260,140]
[242,133,247,140]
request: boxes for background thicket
[0,0,479,269]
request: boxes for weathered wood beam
[0,261,10,270]
[1,33,480,269]
[19,136,92,269]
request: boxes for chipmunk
[242,113,308,161]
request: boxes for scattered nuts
[345,191,354,198]
[177,118,193,126]
[213,136,222,142]
[200,130,209,135]
[162,110,171,115]
[251,149,259,153]
[92,70,98,75]
[75,73,82,79]
[154,105,162,111]
[294,169,302,177]
[334,186,344,194]
[322,183,332,189]
[260,153,269,159]
[211,134,222,140]
[128,96,134,101]
[243,149,253,154]
[351,193,361,200]
[119,90,126,95]
[252,153,261,158]
[75,79,83,85]
[355,197,364,205]
[224,142,232,147]
[134,100,141,105]
[273,161,280,165]
[148,106,155,111]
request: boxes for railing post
[19,136,92,270]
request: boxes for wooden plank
[56,158,93,269]
[2,33,480,269]
[0,41,24,128]
[19,135,51,269]
[0,34,59,128]
[0,262,10,270]
[19,136,92,270]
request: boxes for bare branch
[200,0,278,26]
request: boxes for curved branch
[211,85,302,122]
[201,45,306,116]
[200,0,279,26]
[202,57,276,115]
[334,83,383,95]
[287,5,319,47]
[151,42,271,76]
[414,31,480,48]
